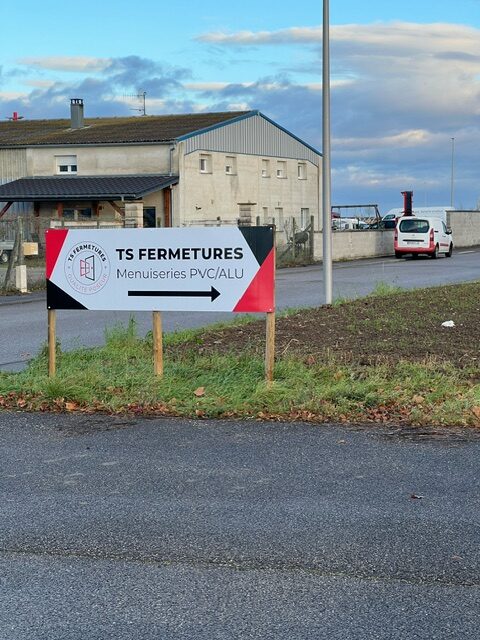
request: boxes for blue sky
[1,0,479,211]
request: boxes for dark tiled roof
[0,175,178,201]
[0,111,252,146]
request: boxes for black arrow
[128,286,221,302]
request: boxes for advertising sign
[46,226,275,312]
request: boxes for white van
[394,216,454,259]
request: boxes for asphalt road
[0,248,479,371]
[0,412,479,639]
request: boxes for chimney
[402,190,413,216]
[70,98,84,129]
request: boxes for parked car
[381,213,397,229]
[394,216,453,258]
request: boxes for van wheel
[395,251,402,259]
[0,251,9,264]
[431,244,439,259]
[445,243,453,258]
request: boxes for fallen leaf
[65,401,78,411]
[472,406,480,419]
[194,387,205,397]
[413,395,425,405]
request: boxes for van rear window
[399,218,429,233]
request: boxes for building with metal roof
[0,99,321,238]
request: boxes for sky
[1,0,479,212]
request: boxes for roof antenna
[124,91,147,116]
[6,111,24,121]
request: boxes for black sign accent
[47,280,88,310]
[239,226,274,266]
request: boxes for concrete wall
[176,144,320,228]
[313,212,480,261]
[313,229,394,261]
[447,211,480,248]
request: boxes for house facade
[0,100,321,239]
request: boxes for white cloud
[17,57,111,72]
[197,27,321,45]
[335,129,436,151]
[24,80,56,89]
[0,90,27,100]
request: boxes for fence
[182,214,315,266]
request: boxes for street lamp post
[450,137,455,208]
[322,0,333,304]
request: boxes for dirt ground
[176,282,480,369]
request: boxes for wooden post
[48,309,56,377]
[152,311,163,376]
[0,202,13,219]
[309,215,315,260]
[265,311,275,383]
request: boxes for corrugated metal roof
[0,175,178,201]
[0,111,251,147]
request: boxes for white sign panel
[46,227,275,312]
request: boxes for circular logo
[64,242,110,295]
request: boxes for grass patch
[0,282,479,427]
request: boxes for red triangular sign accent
[46,229,68,279]
[234,248,275,312]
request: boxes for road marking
[459,250,475,254]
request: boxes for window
[199,154,212,173]
[261,159,270,178]
[225,155,237,175]
[143,207,156,228]
[399,218,429,233]
[60,206,92,221]
[78,207,92,219]
[56,155,77,174]
[276,161,286,178]
[297,162,307,180]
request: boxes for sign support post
[265,311,275,383]
[48,309,56,377]
[152,311,163,377]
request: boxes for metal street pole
[450,137,455,208]
[322,0,333,304]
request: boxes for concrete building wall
[27,144,172,176]
[176,145,320,228]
